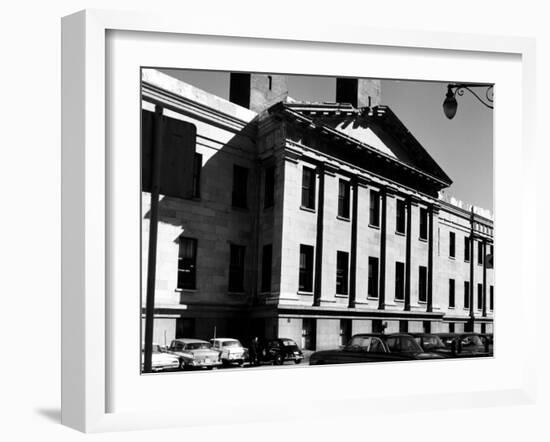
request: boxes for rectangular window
[336,251,349,295]
[418,266,427,302]
[419,208,428,240]
[396,199,406,234]
[464,281,470,309]
[231,165,248,208]
[449,279,455,308]
[177,237,197,290]
[368,257,379,298]
[477,283,483,310]
[490,286,494,310]
[369,190,380,227]
[192,153,202,198]
[301,167,316,210]
[464,236,471,262]
[261,244,272,292]
[449,232,456,258]
[228,244,246,292]
[337,179,351,219]
[478,241,484,265]
[298,245,314,292]
[264,166,275,209]
[395,261,405,300]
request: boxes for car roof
[407,333,439,337]
[172,338,209,344]
[211,338,240,342]
[351,333,412,338]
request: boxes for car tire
[274,354,284,366]
[180,361,187,370]
[294,359,301,364]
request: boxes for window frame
[369,189,380,227]
[367,256,379,299]
[228,244,246,292]
[419,207,428,240]
[261,243,273,292]
[298,244,314,293]
[449,231,456,258]
[177,236,198,290]
[395,199,406,234]
[301,166,316,210]
[464,280,471,309]
[418,265,427,302]
[395,261,405,301]
[449,278,455,308]
[337,178,351,219]
[335,251,349,296]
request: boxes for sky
[160,69,493,211]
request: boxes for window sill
[366,296,379,301]
[464,259,470,263]
[395,231,406,237]
[175,288,197,293]
[448,306,455,309]
[368,223,380,230]
[419,237,428,242]
[335,293,349,298]
[297,290,314,296]
[418,300,427,304]
[336,215,350,222]
[300,205,316,214]
[449,256,456,260]
[394,298,405,303]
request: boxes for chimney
[336,78,381,108]
[229,73,288,113]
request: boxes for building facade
[141,69,494,351]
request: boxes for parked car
[309,333,445,365]
[167,338,222,370]
[210,338,246,367]
[141,343,180,372]
[436,333,491,357]
[408,333,453,357]
[254,338,304,365]
[480,334,494,355]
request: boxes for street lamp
[442,83,494,119]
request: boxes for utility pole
[143,105,164,373]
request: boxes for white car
[141,344,180,372]
[210,338,246,367]
[168,338,222,370]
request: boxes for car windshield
[386,336,423,353]
[422,336,445,350]
[222,340,242,347]
[281,339,298,347]
[185,342,211,350]
[461,335,483,346]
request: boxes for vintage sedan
[259,338,304,365]
[309,333,445,365]
[408,333,453,357]
[210,338,246,367]
[167,338,222,370]
[141,343,180,372]
[436,332,491,357]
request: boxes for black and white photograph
[140,69,494,373]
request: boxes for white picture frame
[61,9,537,433]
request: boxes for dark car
[408,333,453,358]
[254,338,304,365]
[436,332,491,358]
[309,333,445,366]
[480,333,494,355]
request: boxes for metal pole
[143,105,164,373]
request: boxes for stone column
[404,196,412,311]
[348,177,359,308]
[482,240,487,317]
[313,164,325,307]
[378,188,387,310]
[427,205,434,313]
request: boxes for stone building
[141,69,494,351]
